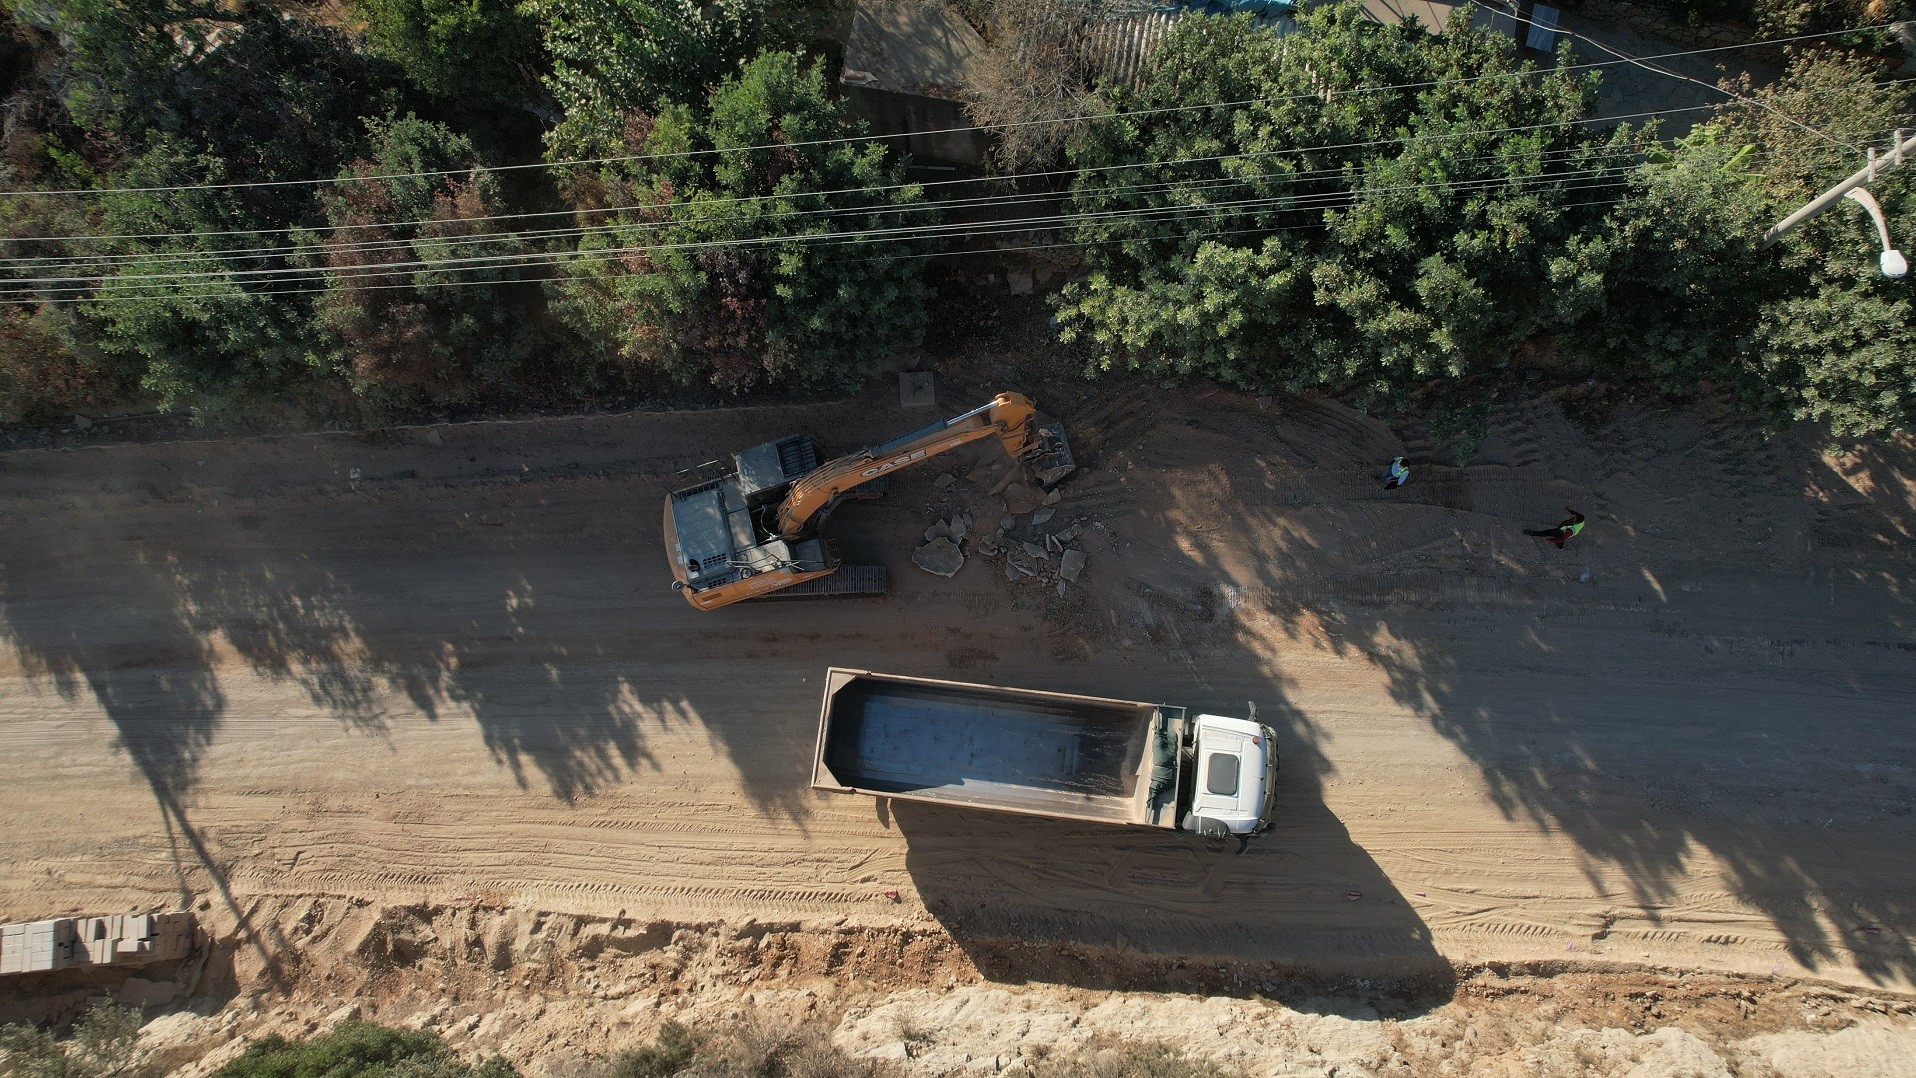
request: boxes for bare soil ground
[1,374,1913,1072]
[16,902,1916,1077]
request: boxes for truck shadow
[885,677,1454,1016]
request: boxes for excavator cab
[1025,417,1076,487]
[665,392,1074,611]
[665,434,844,609]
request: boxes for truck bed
[813,670,1179,825]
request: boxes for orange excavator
[665,392,1074,610]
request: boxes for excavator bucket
[1025,416,1077,488]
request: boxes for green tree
[3,4,431,419]
[1055,3,1610,399]
[79,139,333,416]
[160,10,408,197]
[1749,281,1916,437]
[0,161,134,421]
[350,0,542,104]
[1551,124,1778,389]
[550,50,930,390]
[310,114,540,411]
[0,1002,144,1078]
[3,0,225,134]
[528,0,772,158]
[1721,48,1916,435]
[213,1020,514,1078]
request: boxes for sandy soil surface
[1,375,1914,1066]
[13,902,1916,1077]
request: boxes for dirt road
[1,381,1912,999]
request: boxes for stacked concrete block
[0,922,23,974]
[150,912,194,960]
[0,911,193,975]
[6,919,79,972]
[79,915,122,965]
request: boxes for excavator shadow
[889,793,1456,1017]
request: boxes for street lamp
[1761,130,1916,278]
[1845,187,1908,279]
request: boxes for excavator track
[750,565,889,601]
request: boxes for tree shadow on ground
[1024,381,1916,987]
[4,382,1912,995]
[0,498,291,985]
[0,397,946,956]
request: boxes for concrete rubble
[916,449,1089,593]
[912,538,964,578]
[1059,548,1086,584]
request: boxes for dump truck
[811,668,1280,837]
[665,392,1073,610]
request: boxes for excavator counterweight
[664,392,1074,610]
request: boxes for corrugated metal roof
[1088,3,1298,91]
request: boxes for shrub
[212,1020,514,1078]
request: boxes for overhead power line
[5,107,1894,299]
[2,171,1646,295]
[0,190,1653,321]
[4,95,1834,290]
[5,136,1668,275]
[4,135,1863,305]
[1467,0,1865,153]
[0,128,1869,302]
[0,20,1895,204]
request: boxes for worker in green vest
[1525,508,1585,549]
[1379,455,1410,489]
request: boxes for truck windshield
[1205,752,1240,796]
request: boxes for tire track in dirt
[2,384,1914,993]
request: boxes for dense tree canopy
[1723,50,1916,436]
[310,114,541,411]
[1,0,1912,437]
[550,51,930,389]
[1055,2,1916,436]
[81,140,331,413]
[1056,4,1614,398]
[350,0,543,105]
[529,0,774,158]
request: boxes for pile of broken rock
[912,465,1088,596]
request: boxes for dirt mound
[7,901,1913,1076]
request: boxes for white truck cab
[1182,713,1280,837]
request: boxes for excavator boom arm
[774,393,1043,538]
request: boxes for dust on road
[0,381,1912,1007]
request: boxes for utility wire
[8,69,1905,276]
[4,135,1672,273]
[2,99,1771,287]
[0,131,1863,301]
[0,20,1895,204]
[10,183,1659,307]
[6,136,1854,305]
[0,162,1677,292]
[1467,0,1867,154]
[13,123,1860,307]
[18,105,1885,291]
[36,128,1857,310]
